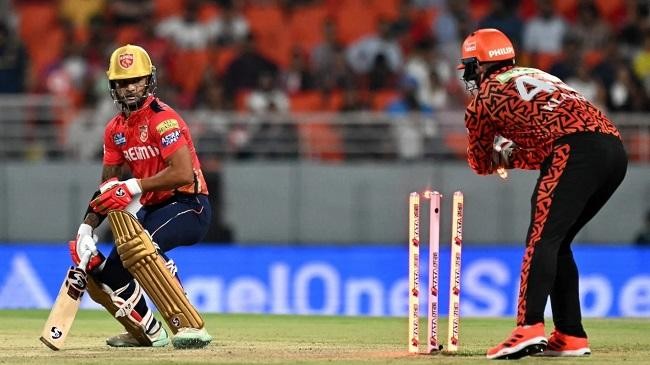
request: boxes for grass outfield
[0,310,648,364]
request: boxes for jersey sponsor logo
[139,125,148,142]
[161,130,181,147]
[113,133,126,146]
[156,119,179,134]
[123,145,160,162]
[119,53,133,69]
[488,47,514,58]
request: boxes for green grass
[0,310,648,364]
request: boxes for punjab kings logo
[119,53,134,69]
[139,125,148,142]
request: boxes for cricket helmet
[107,44,157,111]
[457,28,515,69]
[458,28,515,90]
[107,44,155,80]
[106,44,157,114]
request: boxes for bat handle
[78,250,93,272]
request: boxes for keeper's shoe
[106,327,169,347]
[486,323,547,360]
[171,327,212,349]
[535,330,591,357]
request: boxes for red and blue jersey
[103,96,208,205]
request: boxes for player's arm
[139,145,194,192]
[83,164,123,227]
[70,163,123,271]
[465,98,497,175]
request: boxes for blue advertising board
[0,244,648,317]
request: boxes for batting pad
[86,276,152,346]
[108,210,204,333]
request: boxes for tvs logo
[50,326,63,339]
[119,53,134,69]
[139,125,148,142]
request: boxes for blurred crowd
[5,0,650,113]
[2,0,650,161]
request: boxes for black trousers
[516,132,627,337]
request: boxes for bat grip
[78,250,92,272]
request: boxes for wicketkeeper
[458,28,627,359]
[68,44,212,349]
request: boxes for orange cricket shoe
[486,323,547,360]
[536,329,591,357]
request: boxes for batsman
[68,44,212,348]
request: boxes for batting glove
[69,223,104,272]
[91,178,142,214]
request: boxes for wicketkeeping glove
[90,178,142,214]
[492,135,516,179]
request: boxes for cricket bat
[39,250,91,350]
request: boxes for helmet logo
[464,42,476,52]
[119,53,134,69]
[488,47,514,58]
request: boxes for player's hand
[90,178,142,214]
[69,223,104,272]
[99,177,119,193]
[492,135,516,179]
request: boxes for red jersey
[465,66,620,174]
[103,96,208,205]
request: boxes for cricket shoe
[171,327,212,349]
[106,327,169,347]
[486,323,547,360]
[534,330,591,357]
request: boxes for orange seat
[534,52,561,72]
[316,90,343,111]
[368,0,399,20]
[334,2,377,44]
[235,90,252,111]
[290,91,321,112]
[245,4,291,66]
[30,27,65,81]
[553,0,578,21]
[114,26,142,45]
[583,50,604,69]
[371,90,399,110]
[594,0,625,25]
[198,2,220,22]
[154,0,186,20]
[289,4,329,50]
[468,0,491,21]
[518,0,538,19]
[290,90,344,112]
[245,4,284,36]
[17,3,58,44]
[169,49,209,95]
[210,46,238,76]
